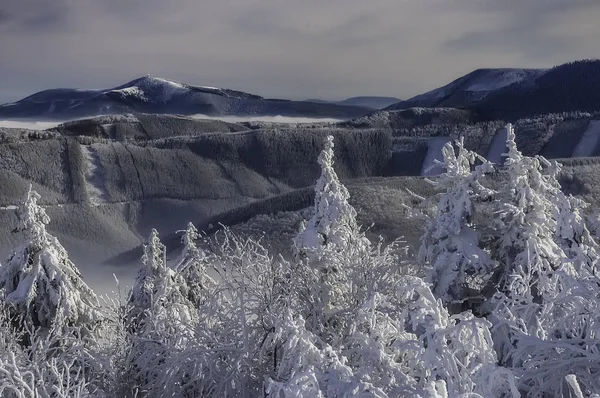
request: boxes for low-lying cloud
[0,115,341,132]
[0,120,64,130]
[190,114,341,124]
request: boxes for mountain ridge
[0,75,371,120]
[386,68,548,111]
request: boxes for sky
[1,0,600,104]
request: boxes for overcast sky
[1,0,599,103]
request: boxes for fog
[190,114,341,124]
[0,115,341,132]
[0,120,64,130]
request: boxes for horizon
[2,1,600,104]
[0,61,592,106]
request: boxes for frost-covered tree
[293,135,369,260]
[418,137,495,306]
[147,228,290,397]
[292,135,378,342]
[270,275,517,398]
[126,229,196,395]
[553,192,600,282]
[173,222,215,309]
[0,305,96,398]
[127,228,195,334]
[491,124,567,305]
[0,187,101,342]
[485,125,600,395]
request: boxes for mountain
[387,68,547,111]
[0,76,371,120]
[337,96,402,109]
[475,60,600,120]
[305,96,402,110]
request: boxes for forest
[0,125,599,397]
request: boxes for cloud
[1,0,600,104]
[190,114,341,124]
[0,120,64,130]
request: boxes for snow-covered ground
[487,127,509,164]
[421,137,452,176]
[573,120,600,157]
[82,144,108,205]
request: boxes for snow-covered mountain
[475,60,600,119]
[387,68,547,110]
[0,76,371,120]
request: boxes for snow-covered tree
[126,229,196,395]
[293,135,369,260]
[0,310,96,398]
[553,192,600,282]
[147,228,290,397]
[127,228,195,334]
[418,137,495,306]
[491,124,567,305]
[485,125,600,395]
[173,222,215,309]
[0,187,101,342]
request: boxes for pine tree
[492,124,567,304]
[127,228,195,336]
[174,222,215,309]
[126,228,196,395]
[554,192,600,282]
[293,135,369,260]
[418,137,495,306]
[0,186,101,342]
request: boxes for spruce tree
[293,135,369,260]
[0,186,101,341]
[418,137,495,306]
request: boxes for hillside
[0,76,371,120]
[2,108,600,285]
[387,68,546,110]
[475,60,600,120]
[385,60,600,121]
[0,128,392,268]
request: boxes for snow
[486,127,509,164]
[407,69,544,104]
[109,86,148,102]
[421,137,452,176]
[136,76,188,102]
[82,144,108,205]
[467,70,532,92]
[5,273,35,303]
[572,120,600,157]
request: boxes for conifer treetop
[20,185,50,247]
[293,135,365,256]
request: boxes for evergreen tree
[0,186,101,341]
[491,124,566,304]
[418,137,495,306]
[174,222,215,309]
[553,192,600,282]
[293,135,369,260]
[127,228,195,336]
[126,228,196,395]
